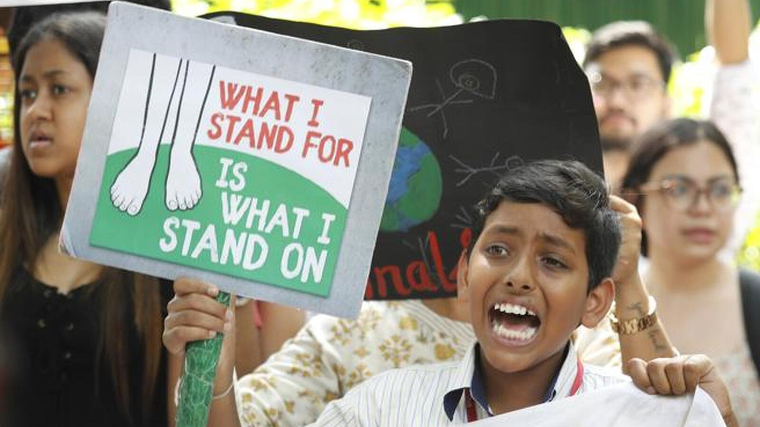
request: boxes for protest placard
[210,12,604,300]
[61,2,411,319]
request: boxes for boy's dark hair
[583,21,678,84]
[470,160,621,291]
[620,118,738,256]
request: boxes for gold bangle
[609,295,658,335]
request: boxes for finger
[627,358,654,394]
[167,293,227,319]
[647,358,673,395]
[164,309,226,333]
[173,277,219,297]
[163,326,218,355]
[683,355,712,392]
[610,195,635,214]
[610,194,642,221]
[224,294,237,333]
[664,359,688,395]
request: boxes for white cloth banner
[465,383,725,427]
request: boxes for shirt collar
[442,341,580,421]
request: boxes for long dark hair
[0,12,163,423]
[620,117,739,256]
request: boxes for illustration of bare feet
[163,61,214,212]
[165,148,201,211]
[111,152,158,216]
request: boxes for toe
[113,193,124,208]
[166,190,177,211]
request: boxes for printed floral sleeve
[709,61,760,256]
[572,316,622,369]
[236,319,345,426]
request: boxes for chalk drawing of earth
[380,127,442,232]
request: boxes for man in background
[583,0,755,195]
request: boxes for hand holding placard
[164,280,236,426]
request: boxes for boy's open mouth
[489,302,541,343]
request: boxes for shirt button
[63,351,72,360]
[65,322,74,331]
[43,289,53,298]
[37,318,46,328]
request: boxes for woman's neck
[646,248,729,294]
[34,232,102,293]
[55,175,73,211]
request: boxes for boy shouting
[165,159,734,426]
[306,160,729,425]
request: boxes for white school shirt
[307,341,626,426]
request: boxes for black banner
[204,12,603,300]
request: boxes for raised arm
[706,0,751,65]
[706,0,759,257]
[610,196,677,370]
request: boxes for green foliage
[561,26,591,64]
[739,213,760,271]
[172,0,463,29]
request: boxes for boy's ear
[580,277,615,328]
[456,250,471,303]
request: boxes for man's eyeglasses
[587,72,666,101]
[634,177,742,212]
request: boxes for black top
[0,268,171,427]
[740,268,760,378]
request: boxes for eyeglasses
[636,177,742,212]
[587,72,666,101]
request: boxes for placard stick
[176,291,232,426]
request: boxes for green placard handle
[176,291,231,427]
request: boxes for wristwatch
[609,295,658,335]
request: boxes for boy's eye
[485,244,509,257]
[52,84,70,96]
[541,256,567,270]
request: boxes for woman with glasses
[621,117,759,426]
